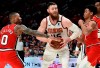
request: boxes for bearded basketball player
[36,2,82,68]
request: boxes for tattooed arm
[14,25,49,38]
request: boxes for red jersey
[93,15,100,28]
[83,21,100,66]
[0,24,17,49]
[93,15,100,39]
[84,29,99,47]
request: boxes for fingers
[59,45,64,49]
[50,44,54,47]
[60,41,64,45]
[59,43,65,48]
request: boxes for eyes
[52,7,57,10]
[49,5,58,10]
[84,9,90,14]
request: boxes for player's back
[0,24,17,49]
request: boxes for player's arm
[14,24,49,38]
[62,16,82,40]
[76,33,84,43]
[36,18,51,43]
[78,19,97,35]
[58,17,82,48]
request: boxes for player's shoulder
[61,15,70,20]
[41,17,48,24]
[93,15,98,19]
[9,24,17,29]
[61,15,72,23]
[42,18,46,22]
[89,20,97,25]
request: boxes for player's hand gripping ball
[50,38,63,49]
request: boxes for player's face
[13,13,22,24]
[95,2,100,13]
[83,8,93,19]
[47,5,59,18]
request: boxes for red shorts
[86,44,100,66]
[0,50,24,68]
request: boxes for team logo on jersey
[47,28,63,33]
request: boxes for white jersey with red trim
[46,15,69,39]
[42,15,70,68]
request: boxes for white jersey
[42,15,70,68]
[46,15,68,39]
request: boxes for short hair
[47,2,57,9]
[9,12,18,19]
[85,5,97,15]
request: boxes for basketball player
[78,5,100,68]
[0,12,49,68]
[93,1,100,40]
[93,1,100,67]
[36,2,82,68]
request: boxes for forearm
[76,35,84,43]
[69,24,82,40]
[23,28,49,38]
[15,25,49,38]
[77,38,84,43]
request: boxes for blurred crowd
[23,34,46,57]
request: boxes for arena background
[0,0,99,68]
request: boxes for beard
[16,19,22,25]
[49,13,59,19]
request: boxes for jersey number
[51,33,61,38]
[1,35,8,45]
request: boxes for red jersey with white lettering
[0,24,17,49]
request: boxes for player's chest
[47,22,63,33]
